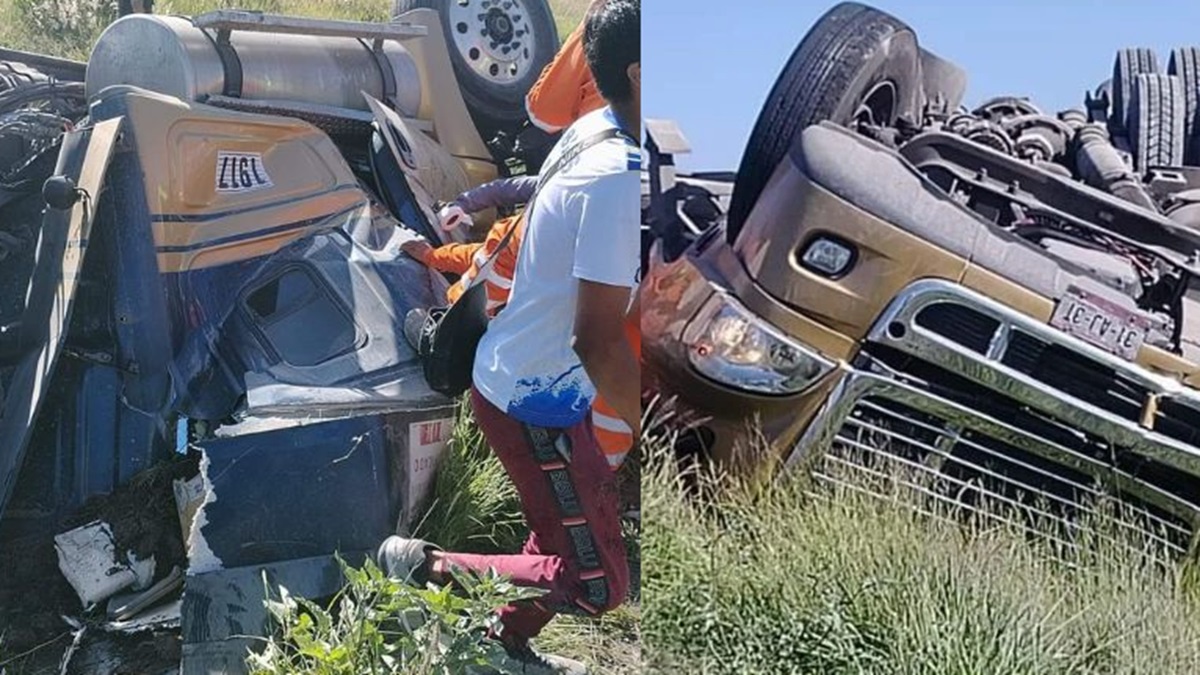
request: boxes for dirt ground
[0,454,198,674]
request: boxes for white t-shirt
[473,107,640,427]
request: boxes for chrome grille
[1158,399,1200,447]
[790,279,1200,560]
[914,302,998,354]
[915,302,1152,422]
[865,280,1200,479]
[811,393,1193,557]
[1000,330,1149,420]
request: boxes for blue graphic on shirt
[507,365,591,428]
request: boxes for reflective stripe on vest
[592,409,631,434]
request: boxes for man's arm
[573,280,640,439]
[400,238,480,275]
[454,175,538,214]
[525,21,588,133]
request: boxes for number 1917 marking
[216,151,273,193]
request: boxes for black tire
[726,2,921,242]
[393,0,560,138]
[1167,47,1200,164]
[1111,48,1159,134]
[1129,73,1186,173]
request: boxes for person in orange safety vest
[524,5,606,134]
[401,175,638,470]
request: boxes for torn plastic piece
[54,521,154,607]
[107,565,184,623]
[102,599,182,634]
[128,551,156,591]
[184,450,224,575]
[173,474,205,541]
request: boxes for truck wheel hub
[450,0,536,84]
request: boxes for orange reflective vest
[437,215,522,316]
[589,315,640,470]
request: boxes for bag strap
[466,126,637,292]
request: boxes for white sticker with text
[216,151,273,193]
[406,417,454,520]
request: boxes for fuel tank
[85,13,423,116]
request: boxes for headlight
[682,293,833,394]
[799,235,855,277]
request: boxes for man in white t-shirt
[379,2,639,672]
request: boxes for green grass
[0,0,104,61]
[549,0,588,39]
[412,403,528,554]
[642,438,1200,674]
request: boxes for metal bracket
[191,10,427,41]
[206,28,243,98]
[645,119,692,261]
[365,37,398,110]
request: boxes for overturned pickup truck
[0,4,559,673]
[642,2,1200,558]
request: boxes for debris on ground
[0,454,198,673]
[54,521,156,607]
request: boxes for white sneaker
[376,535,435,585]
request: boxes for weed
[247,555,544,675]
[412,404,526,554]
[642,433,1200,674]
[12,0,118,43]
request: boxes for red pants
[437,388,629,640]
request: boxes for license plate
[1049,287,1149,361]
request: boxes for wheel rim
[447,0,539,85]
[852,80,897,128]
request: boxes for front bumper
[788,278,1200,555]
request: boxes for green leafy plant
[247,556,545,675]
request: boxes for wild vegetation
[641,433,1200,674]
[247,560,544,675]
